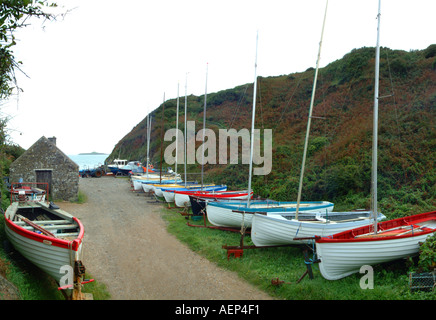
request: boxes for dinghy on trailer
[251,210,386,246]
[10,182,47,203]
[170,185,228,208]
[189,190,253,216]
[207,200,335,228]
[315,211,436,280]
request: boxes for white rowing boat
[315,211,436,280]
[251,210,386,246]
[206,200,334,228]
[4,200,88,299]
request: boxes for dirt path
[60,177,273,300]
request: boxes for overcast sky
[2,0,435,155]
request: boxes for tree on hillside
[1,0,57,99]
[0,0,57,206]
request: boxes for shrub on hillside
[417,233,436,272]
[424,44,436,59]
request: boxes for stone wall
[9,136,79,201]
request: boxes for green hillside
[108,45,436,217]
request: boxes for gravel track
[60,177,273,300]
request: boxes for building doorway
[36,170,52,197]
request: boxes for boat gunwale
[188,192,253,200]
[207,200,334,212]
[315,211,436,243]
[4,203,84,251]
[162,185,228,194]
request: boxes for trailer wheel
[95,169,102,177]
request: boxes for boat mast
[146,114,152,179]
[184,73,188,187]
[201,63,209,190]
[247,31,259,207]
[175,82,180,175]
[295,0,328,219]
[159,93,165,183]
[372,0,381,234]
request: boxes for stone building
[9,136,79,201]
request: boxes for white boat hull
[165,189,244,206]
[132,178,163,191]
[206,201,334,228]
[142,183,154,192]
[146,183,181,196]
[206,203,253,228]
[162,190,175,203]
[4,202,84,295]
[5,224,83,282]
[132,179,144,191]
[133,177,180,192]
[154,186,164,197]
[314,212,436,280]
[251,212,384,246]
[316,231,434,280]
[174,193,190,208]
[153,184,185,197]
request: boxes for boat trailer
[223,231,320,284]
[144,187,322,283]
[186,208,251,234]
[57,261,94,300]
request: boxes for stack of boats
[147,171,435,282]
[130,169,183,193]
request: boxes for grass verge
[160,203,435,300]
[0,193,433,300]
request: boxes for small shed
[9,136,79,201]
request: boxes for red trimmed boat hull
[4,202,84,292]
[315,211,436,280]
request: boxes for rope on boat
[294,222,302,239]
[240,210,245,234]
[304,239,317,266]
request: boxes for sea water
[68,154,108,171]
